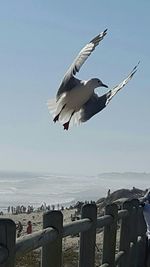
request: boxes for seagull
[48,29,139,130]
[48,29,108,130]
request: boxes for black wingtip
[132,61,140,73]
[103,29,108,35]
[130,61,140,78]
[135,60,140,69]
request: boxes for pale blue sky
[0,1,149,175]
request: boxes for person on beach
[26,221,32,234]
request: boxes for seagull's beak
[102,83,108,88]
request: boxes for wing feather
[56,29,107,99]
[80,62,140,122]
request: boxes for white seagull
[48,29,139,130]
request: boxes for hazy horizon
[0,169,150,178]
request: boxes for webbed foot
[63,121,69,130]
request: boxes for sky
[0,1,150,175]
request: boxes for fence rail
[0,199,147,267]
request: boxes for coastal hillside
[96,187,146,215]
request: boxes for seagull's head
[90,78,108,89]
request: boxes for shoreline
[0,186,146,237]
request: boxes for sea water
[0,171,150,212]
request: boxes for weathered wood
[0,246,9,265]
[63,218,91,237]
[100,263,109,267]
[137,237,148,267]
[97,214,113,228]
[115,250,125,265]
[41,211,63,267]
[118,209,129,219]
[0,219,16,267]
[118,200,133,267]
[136,206,147,267]
[16,215,113,255]
[16,227,58,255]
[15,214,120,256]
[79,203,97,267]
[15,214,113,257]
[102,203,118,267]
[128,199,139,267]
[16,218,91,256]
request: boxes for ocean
[0,171,150,212]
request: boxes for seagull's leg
[53,114,59,123]
[63,111,75,130]
[53,104,66,123]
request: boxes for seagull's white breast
[65,82,94,110]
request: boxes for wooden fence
[0,199,147,267]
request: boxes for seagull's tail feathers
[47,93,81,128]
[47,98,57,116]
[106,61,140,105]
[59,107,73,124]
[58,107,81,128]
[47,93,67,119]
[70,111,82,128]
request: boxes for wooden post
[118,200,134,267]
[136,205,147,267]
[102,203,118,267]
[79,203,97,267]
[0,219,16,267]
[41,211,63,267]
[128,199,139,267]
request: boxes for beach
[0,186,147,266]
[0,185,145,246]
[0,208,75,235]
[0,171,148,265]
[0,206,105,267]
[0,207,82,250]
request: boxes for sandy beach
[0,208,76,233]
[0,207,105,255]
[0,187,145,266]
[0,208,83,249]
[0,186,145,244]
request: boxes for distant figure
[52,204,55,210]
[106,189,111,205]
[7,206,10,213]
[26,221,32,234]
[11,206,14,214]
[16,221,23,238]
[107,189,111,198]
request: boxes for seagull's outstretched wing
[56,29,107,100]
[105,61,140,105]
[80,62,139,122]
